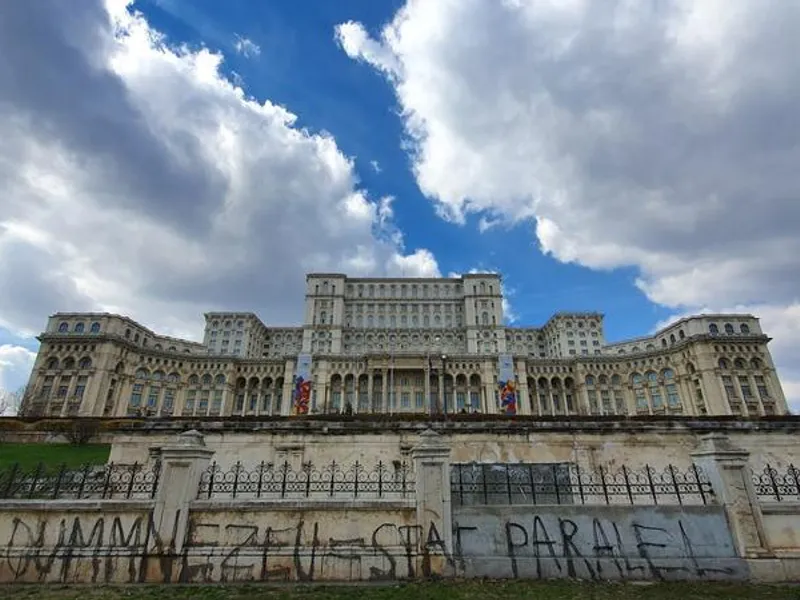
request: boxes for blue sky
[136,0,667,333]
[0,0,798,409]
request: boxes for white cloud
[370,160,382,173]
[0,344,36,395]
[337,0,800,409]
[233,34,260,58]
[0,0,438,344]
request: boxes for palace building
[19,273,790,419]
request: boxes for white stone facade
[20,273,790,419]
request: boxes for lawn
[0,443,110,471]
[1,582,797,600]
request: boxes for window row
[57,321,101,334]
[45,356,92,370]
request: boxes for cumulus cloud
[337,0,800,407]
[0,0,438,345]
[0,345,37,409]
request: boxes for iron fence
[0,461,161,500]
[451,462,714,506]
[197,460,415,500]
[751,464,800,502]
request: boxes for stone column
[411,428,453,573]
[691,434,771,559]
[151,430,215,555]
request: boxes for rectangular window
[539,393,548,413]
[415,391,424,409]
[649,386,663,409]
[74,376,88,398]
[185,390,196,414]
[754,375,769,399]
[262,392,272,412]
[211,390,223,415]
[249,393,258,411]
[613,390,625,414]
[600,390,612,414]
[401,392,411,409]
[163,389,175,414]
[130,384,143,407]
[456,391,466,411]
[587,390,598,414]
[722,375,734,397]
[666,383,680,407]
[147,387,159,408]
[635,389,648,411]
[235,393,245,412]
[469,391,480,411]
[738,376,753,399]
[57,385,68,398]
[198,390,209,414]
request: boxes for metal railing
[752,464,800,502]
[197,460,415,500]
[0,461,161,500]
[451,462,714,506]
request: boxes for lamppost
[441,354,448,418]
[427,335,441,418]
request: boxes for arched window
[709,323,719,334]
[78,357,92,369]
[679,330,685,340]
[320,311,327,325]
[63,357,75,370]
[215,374,226,385]
[734,358,746,369]
[202,374,213,386]
[58,322,69,332]
[751,358,762,369]
[669,334,676,344]
[135,368,148,380]
[718,358,729,369]
[585,375,595,386]
[167,372,180,384]
[90,322,100,333]
[46,357,59,370]
[740,324,750,334]
[74,323,85,333]
[724,323,734,335]
[188,374,200,385]
[125,328,131,339]
[646,371,662,409]
[481,312,489,325]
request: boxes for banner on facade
[497,354,517,416]
[292,354,312,415]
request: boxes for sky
[0,0,798,412]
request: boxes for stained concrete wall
[0,501,426,583]
[105,419,800,472]
[452,504,746,581]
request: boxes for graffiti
[452,508,747,581]
[1,511,454,584]
[2,513,174,584]
[2,507,748,583]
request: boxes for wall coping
[2,415,799,437]
[0,499,154,511]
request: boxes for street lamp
[427,335,441,418]
[441,354,448,418]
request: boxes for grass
[0,443,110,470]
[1,581,798,600]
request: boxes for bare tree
[0,385,25,416]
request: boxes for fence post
[690,433,771,559]
[151,430,215,555]
[411,428,452,574]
